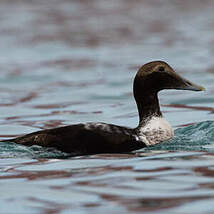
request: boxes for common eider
[4,61,205,155]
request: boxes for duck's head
[134,61,205,95]
[134,61,205,121]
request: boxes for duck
[4,61,205,155]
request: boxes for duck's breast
[137,116,174,146]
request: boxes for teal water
[1,0,214,214]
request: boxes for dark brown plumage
[3,61,205,155]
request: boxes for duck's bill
[175,76,205,91]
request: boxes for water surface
[1,0,214,213]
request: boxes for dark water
[1,0,214,213]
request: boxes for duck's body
[5,61,204,155]
[11,122,140,154]
[10,117,173,155]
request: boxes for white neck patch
[136,116,174,146]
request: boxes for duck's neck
[135,92,162,125]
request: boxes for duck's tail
[0,137,16,143]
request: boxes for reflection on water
[1,0,214,213]
[1,152,214,214]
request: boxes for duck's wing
[6,123,146,154]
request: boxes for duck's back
[10,123,144,155]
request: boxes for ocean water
[1,0,214,213]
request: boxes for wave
[1,121,214,158]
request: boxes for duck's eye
[158,66,165,72]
